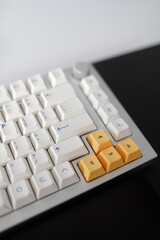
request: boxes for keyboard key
[55,97,85,121]
[0,112,4,124]
[30,170,58,199]
[107,117,131,141]
[37,108,59,129]
[6,158,32,183]
[7,179,35,210]
[0,85,11,106]
[2,101,23,122]
[0,143,13,166]
[116,138,143,163]
[0,189,12,216]
[21,95,42,115]
[78,155,105,182]
[87,129,113,154]
[48,68,68,87]
[97,146,124,173]
[50,112,96,143]
[9,80,29,101]
[40,83,76,108]
[30,128,53,151]
[80,75,99,96]
[52,161,79,189]
[97,102,119,125]
[27,74,47,94]
[48,136,88,165]
[28,149,53,174]
[18,114,40,136]
[0,121,21,144]
[88,88,109,110]
[10,136,33,159]
[0,167,10,189]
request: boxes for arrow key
[52,161,79,189]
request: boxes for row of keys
[0,160,79,215]
[0,68,69,106]
[0,125,90,166]
[80,75,131,141]
[0,110,96,145]
[78,130,142,182]
[0,82,81,124]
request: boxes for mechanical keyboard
[0,62,157,233]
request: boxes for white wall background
[0,0,160,85]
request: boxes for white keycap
[0,121,21,144]
[52,161,79,189]
[80,75,99,96]
[0,85,11,106]
[7,179,35,210]
[0,189,12,216]
[30,170,58,199]
[9,80,29,101]
[55,97,85,121]
[30,128,53,151]
[6,158,32,183]
[50,112,96,143]
[88,88,109,110]
[107,117,131,141]
[28,149,53,174]
[97,102,119,125]
[10,136,33,159]
[2,101,23,122]
[21,95,42,115]
[40,83,76,108]
[37,107,59,129]
[0,167,10,189]
[0,143,13,166]
[0,111,4,124]
[48,68,68,87]
[18,114,40,136]
[48,136,88,165]
[27,74,47,94]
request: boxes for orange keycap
[87,129,113,154]
[78,154,105,182]
[97,146,124,173]
[116,138,143,164]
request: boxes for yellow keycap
[87,129,113,154]
[116,138,143,164]
[97,146,124,173]
[78,154,105,182]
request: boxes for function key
[2,101,23,122]
[88,88,109,110]
[27,74,47,94]
[21,95,42,115]
[97,146,124,173]
[52,161,79,189]
[9,80,29,101]
[37,107,59,129]
[78,154,105,182]
[80,75,99,96]
[116,138,143,164]
[55,97,85,121]
[48,68,68,87]
[107,117,131,141]
[0,85,11,106]
[87,129,113,154]
[97,102,119,125]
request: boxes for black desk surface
[2,45,160,240]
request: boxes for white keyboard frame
[0,63,157,233]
